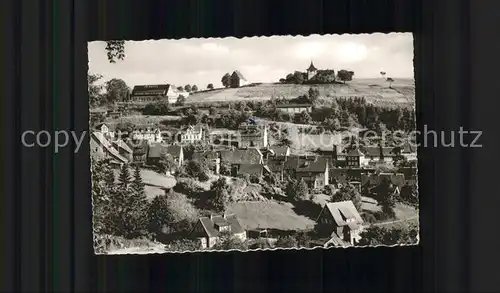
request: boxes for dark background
[2,0,498,292]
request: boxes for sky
[88,33,414,89]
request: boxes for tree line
[279,69,354,84]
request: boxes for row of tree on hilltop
[279,69,355,85]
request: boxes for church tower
[306,61,318,80]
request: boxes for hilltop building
[230,70,249,88]
[130,84,180,104]
[306,61,318,80]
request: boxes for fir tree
[118,163,131,191]
[131,165,145,196]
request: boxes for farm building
[230,70,250,88]
[130,84,180,104]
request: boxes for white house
[131,126,163,143]
[94,123,115,140]
[275,104,313,115]
[180,125,204,144]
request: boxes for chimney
[332,145,338,161]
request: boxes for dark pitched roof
[307,61,318,71]
[193,150,219,161]
[219,148,263,165]
[238,164,264,176]
[322,201,363,228]
[147,143,164,158]
[347,148,364,156]
[197,214,244,238]
[149,144,183,158]
[265,159,285,172]
[127,139,149,155]
[91,132,128,163]
[165,145,183,158]
[275,103,313,109]
[296,157,329,173]
[112,139,133,154]
[231,70,247,81]
[131,84,175,96]
[361,146,397,157]
[361,173,406,187]
[283,156,300,170]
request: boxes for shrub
[173,179,204,198]
[249,174,260,184]
[361,212,377,223]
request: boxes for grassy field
[227,201,316,231]
[361,196,418,221]
[185,79,415,106]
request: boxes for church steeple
[307,60,317,72]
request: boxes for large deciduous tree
[221,73,231,88]
[331,183,362,212]
[337,70,355,84]
[105,78,130,103]
[88,73,104,107]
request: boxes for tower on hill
[306,61,318,80]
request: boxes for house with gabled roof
[130,84,180,104]
[131,125,162,143]
[147,143,184,167]
[193,150,220,174]
[219,148,264,176]
[90,132,128,166]
[190,214,246,249]
[238,123,268,149]
[112,139,133,161]
[94,123,116,140]
[237,163,269,177]
[265,159,286,181]
[294,157,330,189]
[315,200,364,246]
[276,103,313,115]
[180,124,204,144]
[229,70,249,88]
[361,173,406,188]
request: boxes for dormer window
[215,223,231,232]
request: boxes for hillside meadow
[185,78,415,107]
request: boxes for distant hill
[185,78,415,108]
